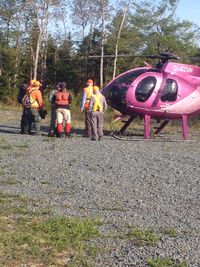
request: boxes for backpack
[22,89,37,109]
[17,84,27,104]
[22,93,31,108]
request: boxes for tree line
[0,0,199,101]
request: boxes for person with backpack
[26,80,44,135]
[18,83,31,134]
[80,79,94,138]
[88,86,107,141]
[54,82,72,138]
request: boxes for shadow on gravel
[0,124,20,135]
[0,124,20,130]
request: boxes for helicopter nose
[102,83,128,111]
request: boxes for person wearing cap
[54,82,72,138]
[28,80,44,135]
[88,86,107,141]
[80,79,94,138]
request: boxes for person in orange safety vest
[54,82,72,138]
[80,79,94,138]
[26,79,44,135]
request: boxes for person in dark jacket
[17,83,32,134]
[48,84,59,137]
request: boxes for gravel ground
[0,114,200,266]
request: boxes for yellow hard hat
[34,80,42,87]
[29,79,36,86]
[93,86,99,91]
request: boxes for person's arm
[80,91,86,111]
[36,90,44,108]
[68,94,72,104]
[103,96,107,112]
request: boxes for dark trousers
[20,108,32,133]
[49,104,56,133]
[91,111,104,140]
[85,111,92,137]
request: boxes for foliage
[0,0,199,101]
[126,226,159,246]
[147,257,188,267]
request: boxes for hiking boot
[57,133,65,138]
[19,130,26,135]
[65,133,71,138]
[48,130,55,137]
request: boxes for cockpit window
[103,69,146,109]
[135,76,156,102]
[113,69,146,86]
[161,79,178,102]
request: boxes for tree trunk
[100,0,105,88]
[113,7,127,79]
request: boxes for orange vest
[55,91,69,106]
[84,86,93,110]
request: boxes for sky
[176,0,200,26]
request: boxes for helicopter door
[135,76,157,102]
[161,79,178,102]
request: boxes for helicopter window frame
[161,78,178,102]
[135,76,157,103]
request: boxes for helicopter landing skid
[153,120,170,136]
[118,115,137,135]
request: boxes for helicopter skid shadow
[112,133,196,142]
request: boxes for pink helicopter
[102,52,200,140]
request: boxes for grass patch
[163,226,177,238]
[0,178,22,186]
[0,190,100,266]
[147,257,188,267]
[0,216,100,266]
[126,226,159,246]
[0,143,12,150]
[16,143,29,149]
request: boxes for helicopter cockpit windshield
[103,69,146,110]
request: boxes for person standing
[48,84,59,137]
[55,82,72,138]
[89,86,107,141]
[28,80,44,135]
[17,83,30,134]
[80,79,94,138]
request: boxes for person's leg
[56,108,63,136]
[63,109,71,136]
[85,111,92,138]
[31,108,41,135]
[91,112,98,140]
[49,104,56,135]
[97,112,104,140]
[20,108,26,134]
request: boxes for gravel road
[0,117,200,266]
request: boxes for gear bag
[22,93,31,108]
[22,89,37,109]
